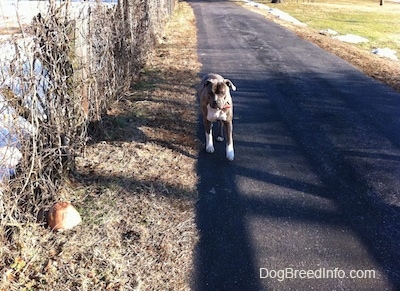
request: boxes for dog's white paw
[205,131,214,153]
[206,145,215,153]
[226,144,234,161]
[217,136,224,142]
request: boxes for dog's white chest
[207,104,228,122]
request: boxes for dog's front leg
[203,119,214,153]
[217,120,224,142]
[224,121,234,161]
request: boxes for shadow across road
[190,0,400,289]
[194,73,400,290]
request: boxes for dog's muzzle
[211,99,222,109]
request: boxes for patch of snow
[372,48,398,61]
[0,1,116,184]
[0,1,55,182]
[0,39,36,181]
[242,0,307,27]
[0,1,49,28]
[0,146,22,180]
[0,0,116,31]
[0,1,117,188]
[0,38,47,123]
[0,93,34,180]
[333,34,369,44]
[319,29,338,36]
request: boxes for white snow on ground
[0,1,115,182]
[319,29,338,36]
[333,34,369,44]
[0,0,49,33]
[242,0,307,26]
[372,48,398,61]
[0,38,36,181]
[0,0,115,33]
[0,146,22,180]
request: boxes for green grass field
[264,0,400,50]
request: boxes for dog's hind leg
[217,120,224,142]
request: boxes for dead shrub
[0,0,177,257]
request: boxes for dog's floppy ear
[204,79,214,87]
[224,79,236,91]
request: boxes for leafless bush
[89,0,176,116]
[0,0,176,229]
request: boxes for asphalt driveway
[191,0,400,290]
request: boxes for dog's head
[203,78,236,110]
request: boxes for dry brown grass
[1,2,200,290]
[0,26,24,35]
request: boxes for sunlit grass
[260,0,400,50]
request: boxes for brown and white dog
[198,73,236,161]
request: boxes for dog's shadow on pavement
[195,148,262,291]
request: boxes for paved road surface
[191,0,400,290]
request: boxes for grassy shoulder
[262,0,400,51]
[1,2,200,290]
[241,0,400,92]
